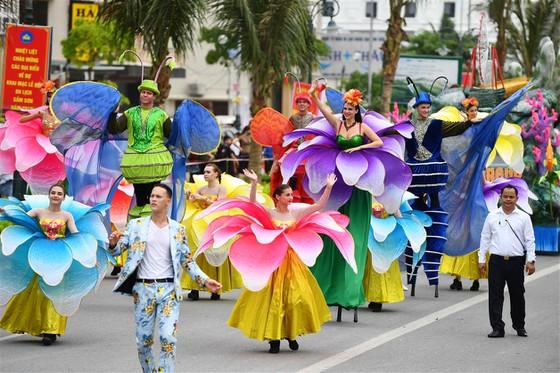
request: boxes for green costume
[120,106,173,184]
[311,134,372,308]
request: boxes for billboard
[1,24,52,110]
[69,1,99,30]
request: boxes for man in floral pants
[109,183,221,372]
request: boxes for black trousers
[488,254,526,331]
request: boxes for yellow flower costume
[180,174,274,294]
[434,106,525,279]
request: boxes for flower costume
[363,193,432,306]
[0,108,65,193]
[197,197,356,342]
[0,196,110,337]
[180,174,274,294]
[281,93,413,310]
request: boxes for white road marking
[298,263,560,373]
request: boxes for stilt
[336,306,342,322]
[434,284,439,298]
[353,308,358,323]
[411,282,416,297]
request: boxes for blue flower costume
[0,196,110,336]
[363,192,432,306]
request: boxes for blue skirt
[407,157,449,194]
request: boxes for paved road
[1,256,558,372]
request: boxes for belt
[491,254,523,261]
[136,278,174,283]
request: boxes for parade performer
[108,183,221,372]
[251,81,314,203]
[181,163,245,300]
[363,193,432,311]
[0,182,110,345]
[281,81,413,320]
[196,169,355,353]
[438,97,528,290]
[0,81,65,193]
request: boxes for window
[404,3,416,18]
[365,1,377,18]
[444,2,456,17]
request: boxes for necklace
[343,119,357,131]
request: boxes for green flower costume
[120,106,173,184]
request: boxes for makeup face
[342,104,357,120]
[48,186,65,204]
[275,187,294,205]
[466,106,478,121]
[139,90,155,106]
[416,103,431,119]
[203,166,218,182]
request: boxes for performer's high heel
[268,340,280,353]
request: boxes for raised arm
[19,111,43,123]
[297,174,337,217]
[309,81,340,130]
[243,169,258,202]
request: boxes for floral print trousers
[133,282,179,373]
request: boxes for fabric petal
[305,149,338,194]
[229,234,288,291]
[1,205,42,233]
[370,215,397,242]
[35,134,58,154]
[398,216,427,252]
[0,123,38,150]
[76,212,109,247]
[374,152,412,214]
[250,223,285,244]
[336,151,368,186]
[369,225,408,273]
[1,225,37,256]
[38,260,97,316]
[0,148,16,174]
[285,229,323,266]
[62,232,98,268]
[19,153,66,191]
[14,137,47,171]
[484,190,500,211]
[355,154,385,196]
[28,238,73,286]
[303,172,353,210]
[281,145,317,183]
[0,240,35,304]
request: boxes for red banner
[1,24,52,110]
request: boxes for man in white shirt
[479,185,536,338]
[109,184,221,372]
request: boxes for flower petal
[62,232,98,268]
[305,149,338,193]
[369,224,408,273]
[0,122,38,150]
[285,229,323,266]
[229,234,288,291]
[0,148,16,174]
[370,215,397,242]
[355,154,385,196]
[397,216,427,251]
[28,238,73,286]
[38,260,97,316]
[35,133,58,154]
[336,151,368,186]
[1,205,42,233]
[0,240,35,305]
[281,145,317,183]
[1,225,37,255]
[76,212,109,247]
[374,152,412,214]
[250,223,285,244]
[14,137,47,171]
[303,173,353,210]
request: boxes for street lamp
[308,0,340,81]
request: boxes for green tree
[61,20,134,68]
[99,0,206,102]
[207,0,320,176]
[506,0,560,77]
[485,0,513,70]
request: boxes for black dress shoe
[288,339,299,351]
[268,340,280,353]
[210,292,221,301]
[470,280,480,291]
[368,302,382,312]
[450,279,459,290]
[487,329,505,338]
[187,290,199,301]
[515,328,528,337]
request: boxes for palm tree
[381,0,412,114]
[485,0,513,71]
[99,0,206,101]
[208,0,319,175]
[506,0,559,77]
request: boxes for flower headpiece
[40,80,57,94]
[462,97,479,109]
[343,89,363,106]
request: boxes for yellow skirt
[0,276,67,336]
[181,255,243,294]
[362,255,405,304]
[440,250,488,280]
[228,248,331,341]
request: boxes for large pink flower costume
[196,197,356,343]
[0,108,65,193]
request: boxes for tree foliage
[343,71,383,112]
[61,21,134,67]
